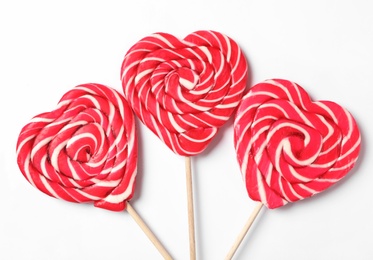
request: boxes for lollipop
[16,83,171,259]
[121,30,248,258]
[226,79,361,259]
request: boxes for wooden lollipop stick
[185,156,196,260]
[225,202,264,260]
[126,202,173,260]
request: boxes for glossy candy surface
[234,79,361,209]
[121,30,248,156]
[16,83,137,211]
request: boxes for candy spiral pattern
[16,83,137,211]
[234,79,361,209]
[121,30,248,156]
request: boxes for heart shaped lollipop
[226,79,361,259]
[16,83,137,211]
[16,83,172,258]
[234,79,361,209]
[121,30,248,258]
[121,30,248,156]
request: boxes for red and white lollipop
[227,79,361,258]
[121,30,248,156]
[16,83,171,258]
[121,30,248,258]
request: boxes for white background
[1,1,372,259]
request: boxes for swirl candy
[234,79,361,209]
[16,83,137,211]
[121,30,248,156]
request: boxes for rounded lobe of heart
[234,79,361,209]
[121,30,248,156]
[16,83,137,211]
